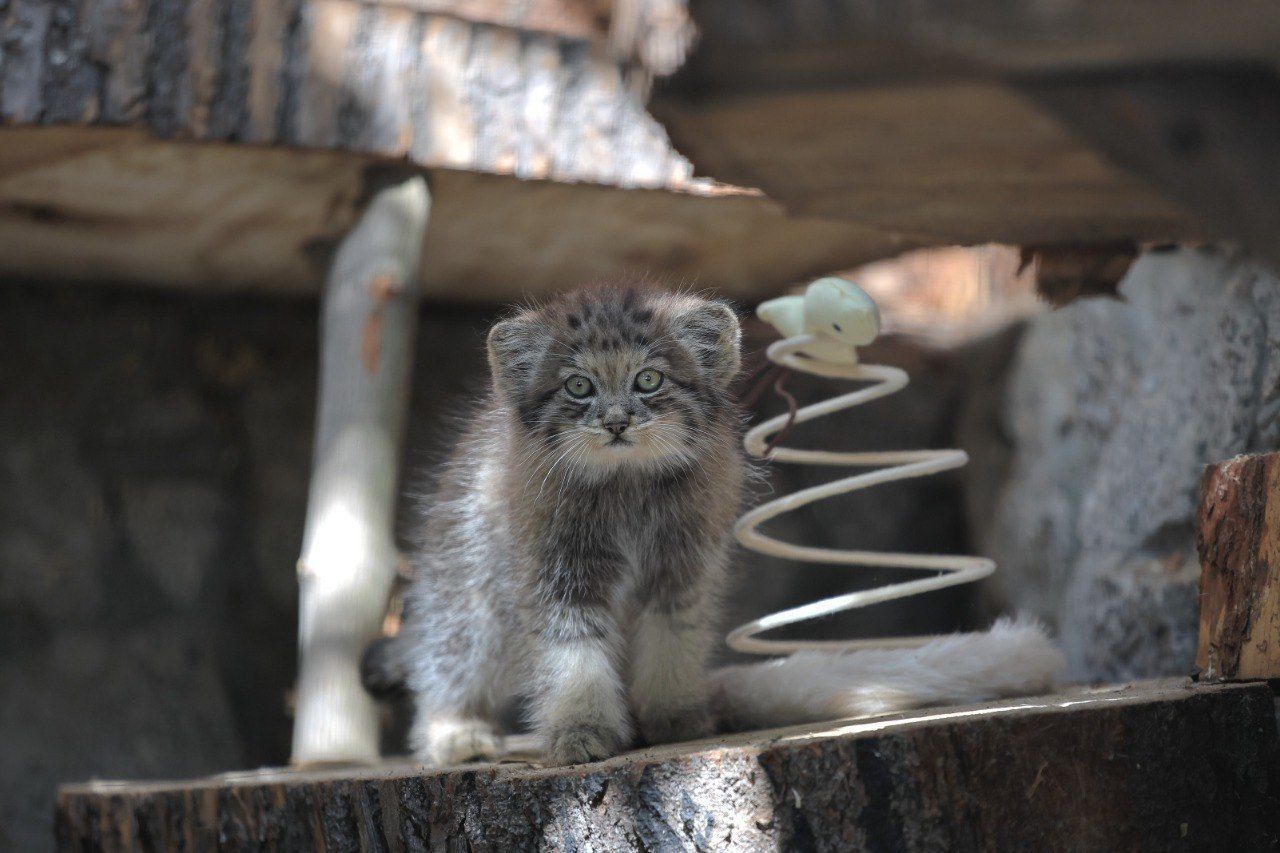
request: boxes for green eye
[634,369,663,392]
[564,375,594,398]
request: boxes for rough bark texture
[0,0,688,188]
[1196,453,1280,680]
[56,681,1280,851]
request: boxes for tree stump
[1196,452,1280,680]
[55,681,1280,851]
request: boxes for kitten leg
[631,534,728,746]
[532,607,632,765]
[399,585,505,767]
[409,708,500,766]
[630,603,716,746]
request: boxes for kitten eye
[564,375,594,398]
[634,369,664,392]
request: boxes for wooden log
[291,173,429,765]
[1196,452,1280,680]
[0,0,688,188]
[56,680,1280,851]
[0,0,883,304]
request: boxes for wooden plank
[1196,453,1280,680]
[1024,67,1280,271]
[669,0,1280,94]
[0,126,898,304]
[55,680,1280,850]
[656,82,1200,248]
[658,3,1280,264]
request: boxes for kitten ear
[487,313,546,396]
[680,300,741,388]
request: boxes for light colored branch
[291,175,430,765]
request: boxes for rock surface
[973,247,1280,679]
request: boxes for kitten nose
[603,411,631,435]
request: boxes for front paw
[544,722,626,765]
[411,716,501,767]
[639,705,714,746]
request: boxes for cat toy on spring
[730,277,995,655]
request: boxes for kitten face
[487,283,741,477]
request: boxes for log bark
[0,0,690,189]
[291,173,429,766]
[1196,452,1280,680]
[56,681,1280,850]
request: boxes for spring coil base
[729,333,995,656]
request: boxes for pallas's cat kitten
[392,281,744,766]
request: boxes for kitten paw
[544,723,625,765]
[413,717,500,767]
[638,706,714,746]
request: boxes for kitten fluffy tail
[710,616,1066,731]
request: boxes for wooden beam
[1196,452,1280,681]
[656,82,1199,248]
[1024,66,1280,271]
[667,0,1280,94]
[0,126,894,304]
[56,681,1280,850]
[291,173,430,765]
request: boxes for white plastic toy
[756,277,880,364]
[729,277,995,654]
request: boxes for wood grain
[1196,452,1280,680]
[657,82,1200,250]
[56,681,1280,851]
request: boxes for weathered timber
[0,0,678,178]
[56,680,1280,851]
[0,125,890,303]
[655,2,1280,271]
[656,82,1199,250]
[668,0,1280,93]
[292,174,429,765]
[1025,67,1280,271]
[0,0,879,303]
[1196,453,1280,680]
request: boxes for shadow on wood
[57,681,1280,850]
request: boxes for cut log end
[1196,452,1280,680]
